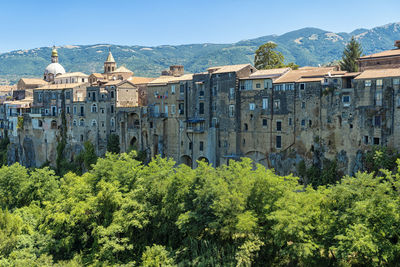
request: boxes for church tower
[104,50,116,73]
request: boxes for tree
[107,134,120,154]
[254,42,299,70]
[254,42,284,69]
[339,36,363,72]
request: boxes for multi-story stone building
[6,41,400,175]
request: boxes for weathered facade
[5,42,400,175]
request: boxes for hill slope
[1,22,400,83]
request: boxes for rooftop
[274,67,335,83]
[148,74,193,85]
[113,66,133,73]
[207,64,252,74]
[56,72,89,78]
[19,78,48,85]
[243,67,291,80]
[35,83,87,90]
[354,68,400,79]
[359,49,400,60]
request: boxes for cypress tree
[339,36,363,72]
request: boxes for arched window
[91,103,97,113]
[244,123,248,131]
[91,119,97,127]
[79,119,85,127]
[73,120,77,126]
[38,120,43,127]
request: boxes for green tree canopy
[339,36,363,72]
[254,42,299,70]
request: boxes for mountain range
[1,22,400,84]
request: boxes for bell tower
[104,50,116,73]
[51,46,58,63]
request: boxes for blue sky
[1,0,399,53]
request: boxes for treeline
[1,150,400,266]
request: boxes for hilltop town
[2,41,400,175]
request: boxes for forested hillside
[0,151,400,266]
[1,23,400,84]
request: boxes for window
[200,141,204,151]
[309,120,312,127]
[262,119,267,127]
[178,103,184,115]
[229,105,235,117]
[365,80,372,87]
[229,88,235,99]
[275,84,283,91]
[244,123,248,131]
[101,108,105,114]
[199,90,205,97]
[164,105,168,116]
[79,119,85,127]
[276,136,282,149]
[289,118,292,126]
[301,101,305,109]
[285,83,294,90]
[199,102,204,114]
[375,91,382,106]
[249,103,255,111]
[397,97,400,107]
[73,106,77,115]
[91,119,97,127]
[91,104,97,113]
[376,79,383,87]
[111,118,115,127]
[300,83,306,90]
[212,86,217,96]
[65,91,71,99]
[301,119,306,127]
[374,115,381,127]
[394,78,400,85]
[180,84,184,94]
[274,100,280,110]
[264,79,272,89]
[262,98,268,109]
[38,93,42,102]
[243,80,252,90]
[92,92,96,101]
[80,106,84,116]
[364,136,369,145]
[110,91,114,98]
[256,83,261,89]
[88,92,91,99]
[342,95,351,107]
[171,85,176,94]
[171,104,176,114]
[66,106,70,114]
[373,137,380,145]
[51,106,57,116]
[111,105,114,114]
[80,135,84,142]
[276,121,282,131]
[189,142,193,150]
[38,120,43,127]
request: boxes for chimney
[169,65,184,77]
[395,40,400,49]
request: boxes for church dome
[44,63,65,76]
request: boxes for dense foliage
[254,42,298,70]
[0,151,400,266]
[339,36,363,72]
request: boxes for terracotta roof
[0,85,16,92]
[113,66,133,73]
[128,76,155,84]
[359,49,400,59]
[208,64,252,74]
[148,74,193,85]
[90,73,104,78]
[274,67,335,83]
[341,72,361,78]
[19,78,48,85]
[35,83,88,90]
[297,77,324,83]
[56,72,88,78]
[354,68,400,80]
[243,67,290,80]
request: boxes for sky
[0,0,399,53]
